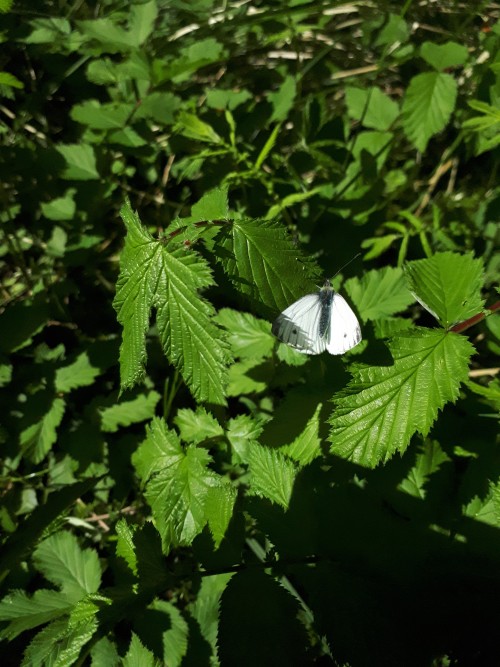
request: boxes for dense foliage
[1,1,499,665]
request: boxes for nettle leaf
[215,308,275,359]
[0,590,73,641]
[420,41,468,71]
[345,86,399,131]
[132,418,218,551]
[402,72,457,152]
[124,633,159,667]
[55,143,99,180]
[113,200,231,404]
[205,483,237,548]
[329,328,475,467]
[404,252,484,327]
[100,390,161,432]
[174,407,224,445]
[33,532,101,601]
[248,445,297,509]
[345,266,414,322]
[215,218,319,314]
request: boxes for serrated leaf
[55,351,101,393]
[21,614,98,667]
[191,185,229,221]
[345,86,399,131]
[329,328,475,467]
[404,252,484,328]
[268,74,296,123]
[281,403,322,466]
[248,445,297,509]
[205,483,237,548]
[214,218,319,315]
[20,396,65,464]
[113,201,231,404]
[123,633,159,667]
[90,636,120,667]
[0,590,73,641]
[129,0,158,45]
[402,72,457,152]
[399,440,451,499]
[346,266,414,321]
[132,418,216,551]
[189,573,232,657]
[55,144,99,180]
[215,308,275,359]
[174,407,223,445]
[100,390,161,432]
[115,519,137,576]
[175,111,222,144]
[226,414,263,460]
[420,41,468,71]
[33,532,101,601]
[152,601,188,667]
[71,100,135,129]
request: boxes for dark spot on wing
[292,329,297,334]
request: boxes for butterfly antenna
[331,252,361,280]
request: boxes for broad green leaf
[77,18,136,51]
[135,91,181,124]
[151,600,188,667]
[132,418,217,550]
[227,357,271,396]
[174,407,223,445]
[20,396,65,464]
[25,18,71,44]
[402,72,457,152]
[226,414,263,460]
[33,532,101,600]
[345,86,399,131]
[215,308,275,359]
[113,200,231,404]
[0,590,73,641]
[351,130,393,170]
[115,519,137,576]
[420,41,468,71]
[189,573,232,658]
[129,0,158,45]
[191,185,229,221]
[205,483,237,548]
[55,144,99,180]
[55,351,101,393]
[90,637,120,667]
[206,88,252,110]
[375,13,409,46]
[281,403,322,466]
[329,328,475,467]
[99,390,161,432]
[399,440,451,499]
[71,100,135,129]
[345,266,414,322]
[214,218,319,314]
[175,111,222,144]
[248,445,297,509]
[40,193,76,221]
[123,633,159,667]
[404,252,484,328]
[268,75,296,123]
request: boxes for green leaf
[191,185,229,221]
[215,218,319,314]
[115,519,137,576]
[20,396,65,464]
[345,86,399,131]
[90,637,120,667]
[188,573,232,657]
[123,633,160,667]
[398,440,451,499]
[226,414,263,461]
[402,72,457,152]
[129,0,158,45]
[0,590,73,641]
[55,351,102,393]
[248,445,297,509]
[174,407,223,445]
[268,75,296,123]
[99,390,161,432]
[404,252,485,328]
[329,328,475,467]
[151,600,188,667]
[132,418,217,550]
[175,111,222,144]
[40,192,76,221]
[205,483,237,548]
[281,403,322,466]
[55,144,99,180]
[215,308,275,359]
[33,532,101,600]
[420,41,468,71]
[345,266,414,322]
[113,200,231,404]
[71,100,135,129]
[0,71,23,88]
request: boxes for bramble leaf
[113,200,231,404]
[329,329,475,467]
[248,445,297,509]
[404,252,484,328]
[345,266,414,321]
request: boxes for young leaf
[281,403,323,467]
[33,532,101,601]
[248,444,297,509]
[345,266,414,322]
[214,218,319,314]
[404,252,484,328]
[174,407,224,445]
[20,396,65,464]
[329,328,475,467]
[226,414,263,460]
[0,590,73,641]
[215,309,275,359]
[420,41,468,71]
[205,483,237,548]
[402,72,457,152]
[132,418,217,551]
[113,200,231,404]
[123,633,159,667]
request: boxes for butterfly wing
[272,294,326,354]
[325,293,362,354]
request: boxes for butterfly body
[272,280,361,355]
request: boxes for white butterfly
[272,280,362,355]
